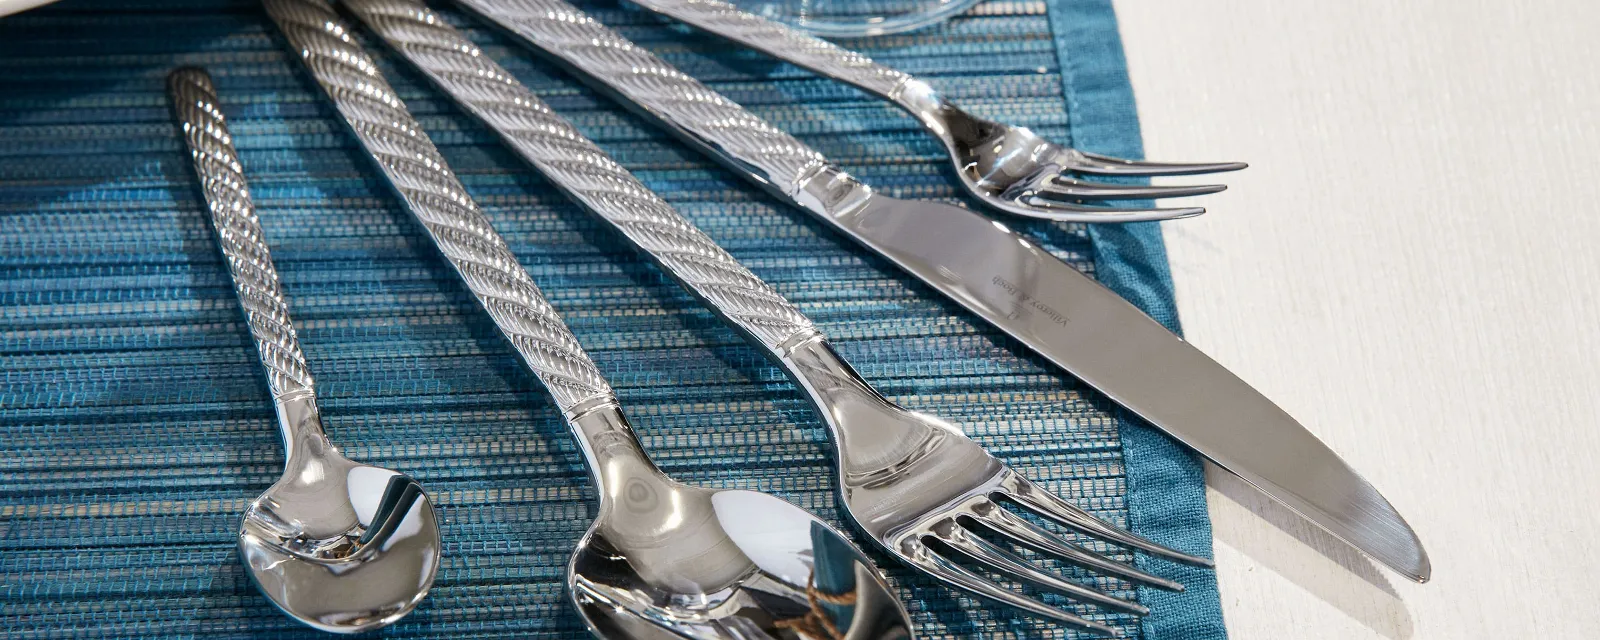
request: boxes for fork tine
[1038,175,1227,201]
[969,501,1184,591]
[1013,197,1208,223]
[1002,472,1216,568]
[930,521,1149,615]
[901,538,1125,637]
[1064,150,1249,177]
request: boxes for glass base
[729,0,983,37]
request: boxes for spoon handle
[167,68,318,407]
[261,0,616,417]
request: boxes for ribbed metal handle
[453,0,833,203]
[345,0,817,352]
[167,67,317,405]
[263,0,615,415]
[629,0,911,100]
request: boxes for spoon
[259,2,915,635]
[561,402,916,639]
[166,66,442,634]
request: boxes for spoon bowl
[239,427,441,634]
[164,64,442,634]
[562,409,912,640]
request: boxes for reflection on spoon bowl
[568,478,912,640]
[239,433,442,634]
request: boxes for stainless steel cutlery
[261,1,916,637]
[449,0,1429,583]
[154,0,1431,630]
[339,0,1209,634]
[630,0,1246,223]
[167,67,442,633]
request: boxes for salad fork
[632,0,1246,222]
[262,1,915,637]
[341,0,1211,633]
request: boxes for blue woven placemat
[0,0,1224,637]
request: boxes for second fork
[630,0,1247,222]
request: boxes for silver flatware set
[160,0,1428,636]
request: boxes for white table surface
[1112,0,1600,638]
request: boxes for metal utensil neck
[564,398,667,506]
[272,391,329,466]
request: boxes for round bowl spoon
[167,66,442,634]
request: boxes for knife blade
[842,194,1431,582]
[450,0,1429,582]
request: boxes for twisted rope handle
[344,0,817,352]
[453,0,833,202]
[167,67,317,405]
[263,0,615,415]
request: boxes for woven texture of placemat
[0,0,1224,637]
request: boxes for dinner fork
[347,0,1211,633]
[629,0,1246,222]
[262,1,915,637]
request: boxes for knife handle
[345,0,819,353]
[627,0,912,101]
[167,67,318,408]
[453,0,876,220]
[262,0,616,416]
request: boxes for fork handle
[359,0,926,490]
[627,0,913,101]
[346,0,818,353]
[262,0,616,417]
[454,0,877,218]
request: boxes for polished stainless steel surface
[561,403,914,640]
[342,2,1210,632]
[166,66,441,633]
[633,0,1245,222]
[445,0,1430,583]
[835,195,1432,584]
[262,3,915,637]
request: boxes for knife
[449,0,1430,582]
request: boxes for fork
[627,0,1246,222]
[355,0,1211,632]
